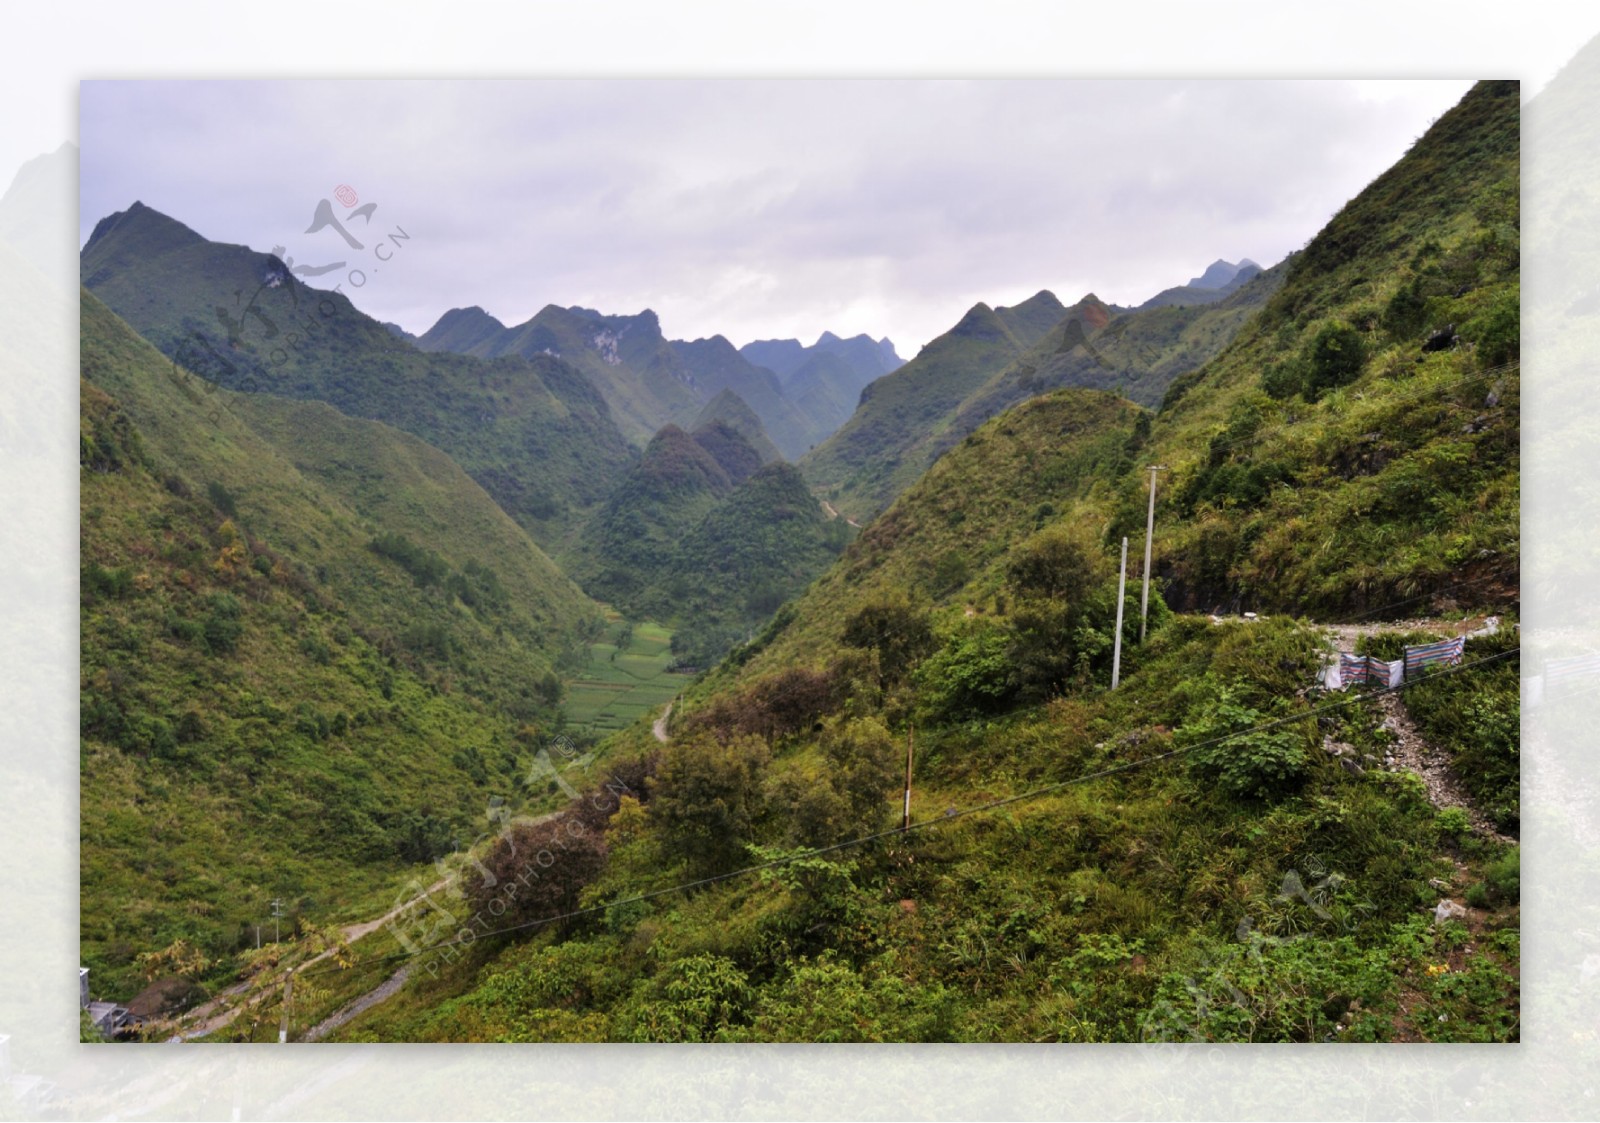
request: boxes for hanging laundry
[1339,653,1370,686]
[1377,657,1404,688]
[1403,636,1465,677]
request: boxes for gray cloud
[80,78,1474,352]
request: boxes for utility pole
[270,898,284,945]
[278,971,293,1044]
[902,725,915,832]
[1140,466,1168,642]
[1112,537,1128,689]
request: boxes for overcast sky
[79,79,1476,354]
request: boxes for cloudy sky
[80,79,1475,354]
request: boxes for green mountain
[316,81,1518,1046]
[419,301,854,459]
[1137,257,1264,310]
[80,288,605,1001]
[741,331,905,436]
[567,418,851,667]
[424,303,706,447]
[670,335,824,459]
[567,423,740,611]
[945,261,1287,443]
[797,289,1076,520]
[80,203,634,547]
[692,388,784,463]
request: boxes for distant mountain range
[80,202,635,548]
[417,303,900,459]
[796,259,1286,522]
[1136,257,1264,310]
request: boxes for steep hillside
[565,424,741,609]
[742,331,903,385]
[567,419,851,667]
[305,81,1519,1047]
[692,389,784,464]
[952,261,1286,431]
[80,290,602,1001]
[801,264,1289,526]
[80,204,634,546]
[444,304,706,446]
[1137,257,1263,310]
[414,305,505,352]
[1128,79,1520,618]
[419,299,851,458]
[670,335,823,458]
[328,388,1517,1044]
[798,289,1077,520]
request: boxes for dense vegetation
[418,301,865,460]
[568,421,853,669]
[83,81,1519,1044]
[300,82,1518,1044]
[799,266,1287,523]
[79,290,602,999]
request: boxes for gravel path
[303,966,411,1042]
[1314,615,1515,843]
[653,701,672,743]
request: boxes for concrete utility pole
[1112,537,1128,689]
[270,898,284,944]
[1140,466,1168,642]
[902,725,915,832]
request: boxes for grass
[562,615,690,736]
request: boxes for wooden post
[1112,537,1128,689]
[902,725,915,831]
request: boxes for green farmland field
[562,614,690,736]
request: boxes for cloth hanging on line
[1403,636,1465,676]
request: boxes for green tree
[650,733,770,876]
[841,596,935,687]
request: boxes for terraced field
[562,614,690,736]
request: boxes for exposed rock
[1434,898,1468,926]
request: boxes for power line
[296,647,1518,984]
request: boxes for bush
[1007,523,1106,603]
[914,621,1017,722]
[1460,285,1519,367]
[650,733,769,876]
[472,810,608,930]
[841,597,935,687]
[1181,680,1312,800]
[770,717,900,847]
[1305,320,1366,398]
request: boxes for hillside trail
[653,700,673,743]
[1311,616,1515,844]
[303,966,411,1042]
[168,810,561,1042]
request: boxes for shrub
[914,621,1017,722]
[841,597,935,687]
[1181,680,1312,800]
[770,717,900,847]
[1007,523,1106,603]
[650,733,770,876]
[1305,320,1366,398]
[472,810,608,930]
